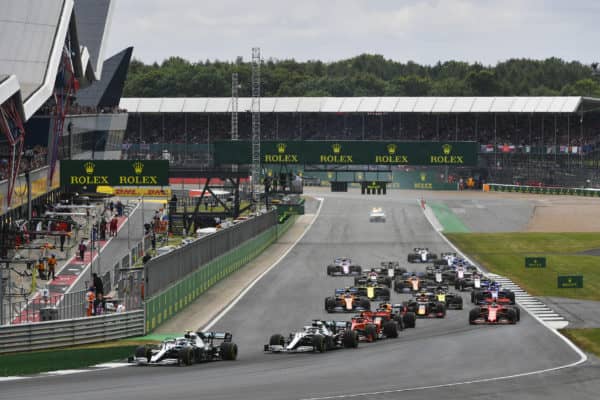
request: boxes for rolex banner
[60,160,169,188]
[214,141,478,166]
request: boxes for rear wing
[335,287,358,295]
[197,331,233,342]
[380,261,400,268]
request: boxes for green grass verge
[429,202,470,233]
[1,346,136,376]
[445,232,600,301]
[561,328,600,357]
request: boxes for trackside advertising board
[214,141,478,166]
[61,160,169,188]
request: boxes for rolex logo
[420,172,427,182]
[84,162,95,175]
[277,143,287,154]
[332,143,342,154]
[442,144,452,155]
[387,144,397,155]
[133,161,144,175]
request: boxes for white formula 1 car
[327,257,362,276]
[407,248,438,263]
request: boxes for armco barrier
[0,311,145,354]
[145,215,297,332]
[485,183,600,197]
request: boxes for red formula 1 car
[469,303,520,325]
[349,310,400,342]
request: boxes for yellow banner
[97,186,172,197]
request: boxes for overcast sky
[105,0,599,66]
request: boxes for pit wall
[484,183,600,197]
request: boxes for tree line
[123,54,600,98]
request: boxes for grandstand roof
[119,96,600,114]
[0,0,115,120]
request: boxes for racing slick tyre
[382,321,398,338]
[326,265,337,275]
[350,265,362,274]
[469,307,481,324]
[513,306,521,321]
[178,347,193,366]
[325,335,335,350]
[394,279,405,293]
[395,316,405,330]
[312,334,327,353]
[402,312,416,328]
[508,292,516,304]
[506,309,517,324]
[436,303,446,318]
[359,298,371,310]
[353,276,361,286]
[365,324,378,342]
[343,330,359,348]
[269,334,285,346]
[407,255,416,263]
[454,297,464,310]
[383,277,392,288]
[135,346,152,362]
[380,288,391,301]
[220,342,238,360]
[324,297,337,312]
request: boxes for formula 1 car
[354,268,393,287]
[265,320,359,353]
[349,310,401,341]
[327,257,362,276]
[354,283,391,301]
[369,207,386,222]
[380,261,407,277]
[469,303,520,325]
[403,292,446,318]
[394,273,426,293]
[407,248,438,263]
[472,285,516,305]
[431,286,463,310]
[433,252,458,267]
[325,288,371,313]
[133,331,238,365]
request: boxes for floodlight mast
[231,72,239,141]
[251,47,261,205]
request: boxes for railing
[3,290,87,326]
[0,310,145,354]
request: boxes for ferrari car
[472,285,516,305]
[265,320,359,353]
[349,310,400,341]
[133,331,238,365]
[469,303,520,325]
[407,248,438,263]
[403,292,446,318]
[369,207,386,222]
[325,288,371,313]
[327,257,362,276]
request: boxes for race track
[1,192,598,400]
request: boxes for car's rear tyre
[324,297,336,312]
[359,298,370,310]
[395,315,405,330]
[269,334,285,346]
[220,342,238,360]
[508,292,516,304]
[312,334,326,352]
[383,321,398,338]
[135,345,152,362]
[343,330,359,348]
[436,303,446,317]
[178,347,193,366]
[350,265,362,274]
[403,312,416,328]
[380,288,390,301]
[394,279,404,293]
[365,324,378,342]
[326,265,336,275]
[506,309,517,324]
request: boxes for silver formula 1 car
[264,320,359,353]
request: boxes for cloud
[105,0,598,65]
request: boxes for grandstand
[120,96,600,187]
[0,0,131,217]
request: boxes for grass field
[0,346,136,376]
[561,328,600,358]
[445,233,600,301]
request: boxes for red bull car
[402,293,446,318]
[469,303,520,325]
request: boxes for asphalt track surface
[2,192,599,400]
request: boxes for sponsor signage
[557,275,583,289]
[60,160,169,188]
[214,141,478,166]
[525,257,546,268]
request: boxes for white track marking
[203,198,324,331]
[0,377,30,382]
